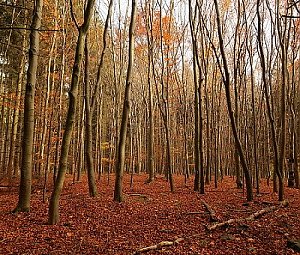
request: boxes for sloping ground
[0,174,299,255]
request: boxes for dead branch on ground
[202,200,219,222]
[206,200,289,231]
[132,237,184,254]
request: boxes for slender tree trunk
[53,1,66,185]
[292,107,299,188]
[13,0,43,213]
[84,34,98,197]
[146,48,154,183]
[7,30,26,185]
[257,0,283,200]
[233,1,242,189]
[204,79,210,185]
[39,22,57,178]
[114,0,136,202]
[188,0,200,192]
[246,33,260,193]
[213,0,253,201]
[48,0,95,224]
[277,2,288,202]
[198,85,204,194]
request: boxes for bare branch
[281,15,300,18]
[0,27,64,32]
[70,0,80,30]
[0,3,31,10]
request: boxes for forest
[0,0,300,254]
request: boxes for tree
[213,0,253,201]
[13,0,43,213]
[188,0,204,193]
[256,0,285,201]
[83,33,98,197]
[83,0,113,196]
[144,0,155,183]
[114,0,137,202]
[48,0,95,224]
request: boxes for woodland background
[0,0,300,253]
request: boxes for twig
[132,237,184,255]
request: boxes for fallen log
[132,237,184,254]
[246,200,288,220]
[206,200,289,231]
[202,200,219,222]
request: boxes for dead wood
[126,193,150,201]
[0,185,18,189]
[127,193,148,198]
[206,200,289,231]
[132,237,184,254]
[247,200,288,220]
[202,200,219,222]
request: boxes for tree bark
[188,0,200,192]
[145,9,155,182]
[13,0,43,213]
[84,33,98,197]
[114,0,136,202]
[257,0,284,201]
[213,0,253,201]
[7,29,26,185]
[48,0,95,224]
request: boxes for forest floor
[0,174,300,255]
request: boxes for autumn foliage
[1,174,300,254]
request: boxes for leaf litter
[0,174,299,254]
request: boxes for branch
[70,0,79,30]
[281,15,300,19]
[202,200,219,222]
[287,0,300,10]
[206,200,289,231]
[132,238,184,255]
[0,3,31,10]
[0,27,64,32]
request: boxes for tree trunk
[13,0,43,213]
[84,34,98,197]
[7,29,26,185]
[188,0,200,192]
[146,48,154,183]
[277,1,288,202]
[48,0,95,224]
[213,0,253,201]
[114,0,136,202]
[257,0,284,201]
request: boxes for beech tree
[188,0,205,193]
[48,0,95,224]
[213,0,253,201]
[13,0,43,213]
[114,0,137,202]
